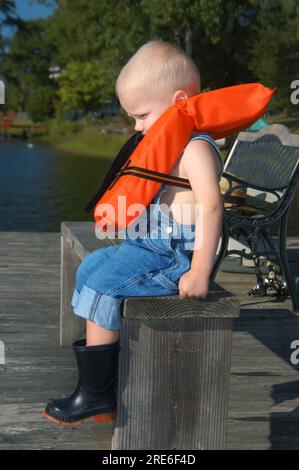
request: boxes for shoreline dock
[0,231,298,449]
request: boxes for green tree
[26,85,56,121]
[33,0,144,111]
[57,60,115,113]
[139,0,223,56]
[46,0,145,65]
[2,0,297,117]
[3,18,57,113]
[0,0,17,57]
[248,0,299,114]
[1,81,19,112]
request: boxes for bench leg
[60,234,86,346]
[211,220,230,281]
[279,213,299,313]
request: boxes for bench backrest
[224,124,299,192]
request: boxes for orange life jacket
[88,83,276,233]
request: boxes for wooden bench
[60,221,239,449]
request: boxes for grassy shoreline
[4,115,134,158]
[35,126,132,158]
[3,112,299,159]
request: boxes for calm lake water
[0,138,299,235]
[0,139,113,232]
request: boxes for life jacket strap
[108,165,191,190]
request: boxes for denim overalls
[71,133,224,330]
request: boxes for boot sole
[43,410,117,426]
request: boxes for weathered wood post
[112,288,240,450]
[60,222,88,346]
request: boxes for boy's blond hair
[116,40,201,100]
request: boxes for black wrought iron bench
[212,124,299,313]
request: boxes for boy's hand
[178,270,209,299]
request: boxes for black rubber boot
[44,339,119,425]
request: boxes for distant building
[49,66,61,80]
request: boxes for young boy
[44,40,224,425]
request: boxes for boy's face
[119,89,172,135]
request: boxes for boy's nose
[134,121,143,133]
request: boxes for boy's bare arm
[179,140,223,298]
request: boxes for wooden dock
[0,112,49,138]
[0,231,298,450]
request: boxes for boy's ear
[171,90,189,104]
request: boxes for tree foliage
[26,85,56,121]
[248,0,299,113]
[57,60,115,112]
[0,0,17,57]
[1,0,298,116]
[2,17,57,118]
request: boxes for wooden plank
[0,232,115,450]
[0,404,113,450]
[122,286,239,320]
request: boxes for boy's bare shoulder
[180,138,222,180]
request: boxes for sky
[15,0,56,20]
[2,0,56,37]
